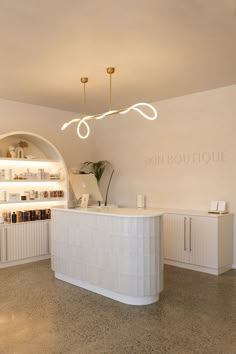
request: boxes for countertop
[51,206,232,218]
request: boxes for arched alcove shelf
[0,131,69,208]
[0,131,69,269]
[0,131,63,161]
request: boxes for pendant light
[61,67,158,139]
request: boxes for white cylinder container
[137,194,145,208]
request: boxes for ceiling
[0,0,235,115]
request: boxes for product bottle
[6,210,11,224]
[40,209,46,220]
[17,211,22,223]
[30,210,35,221]
[46,209,51,219]
[12,212,17,223]
[21,211,26,222]
[2,211,7,223]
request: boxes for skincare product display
[0,168,62,181]
[0,190,64,203]
[2,208,51,223]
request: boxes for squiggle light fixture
[61,67,158,139]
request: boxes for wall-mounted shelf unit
[0,131,69,268]
[0,180,64,184]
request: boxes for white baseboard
[55,272,159,305]
[232,264,236,269]
[0,254,50,269]
[164,259,232,275]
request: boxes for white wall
[92,85,236,266]
[0,86,235,266]
[0,98,94,167]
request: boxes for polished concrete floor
[0,261,236,354]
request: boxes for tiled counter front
[51,208,162,305]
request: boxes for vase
[7,146,16,158]
[15,146,24,159]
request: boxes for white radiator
[1,221,50,262]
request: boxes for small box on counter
[8,193,21,202]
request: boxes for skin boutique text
[145,151,225,167]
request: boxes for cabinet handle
[189,217,192,251]
[184,217,187,250]
[5,228,8,261]
[0,230,2,262]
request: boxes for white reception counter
[51,207,163,305]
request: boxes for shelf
[0,198,65,205]
[0,219,50,226]
[0,158,60,168]
[0,157,59,163]
[0,179,63,183]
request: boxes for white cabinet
[163,214,189,263]
[163,213,233,275]
[189,216,218,269]
[0,220,50,267]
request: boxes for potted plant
[79,160,114,206]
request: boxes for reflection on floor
[0,260,236,354]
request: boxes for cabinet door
[189,216,218,269]
[6,221,50,262]
[163,214,189,263]
[0,226,6,262]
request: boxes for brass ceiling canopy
[80,77,88,84]
[106,67,115,74]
